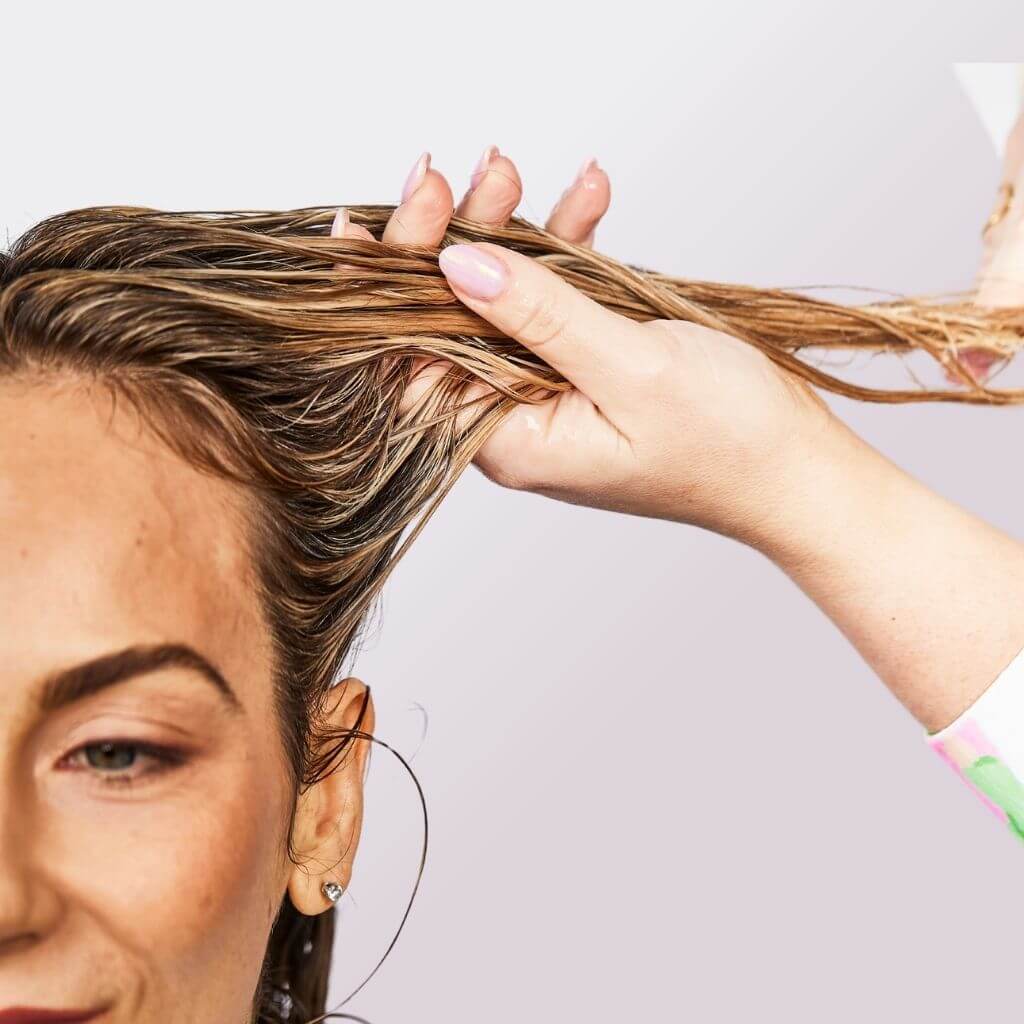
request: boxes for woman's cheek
[39,752,292,1005]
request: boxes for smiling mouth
[0,1010,105,1024]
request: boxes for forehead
[0,373,272,699]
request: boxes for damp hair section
[3,203,1022,1021]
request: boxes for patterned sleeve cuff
[926,645,1024,845]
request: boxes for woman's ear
[287,676,375,915]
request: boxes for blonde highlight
[2,202,1021,1021]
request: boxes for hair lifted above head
[2,202,1022,1021]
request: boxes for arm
[339,144,1024,736]
[430,242,1024,736]
[748,415,1024,733]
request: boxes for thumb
[437,242,661,425]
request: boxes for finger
[469,385,627,494]
[981,110,1024,262]
[330,207,376,242]
[382,151,455,246]
[454,145,523,225]
[943,347,1003,385]
[397,353,518,440]
[436,241,661,422]
[977,118,1019,302]
[329,207,378,282]
[544,157,610,248]
[975,190,1024,314]
[399,147,522,422]
[976,183,1024,309]
[397,348,625,493]
[405,150,607,424]
[953,113,1024,384]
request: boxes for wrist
[738,409,1024,731]
[732,406,893,567]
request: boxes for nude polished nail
[330,207,350,236]
[438,244,509,300]
[470,143,499,188]
[575,156,598,184]
[402,151,431,203]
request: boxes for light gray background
[6,4,1024,1021]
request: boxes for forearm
[749,417,1024,733]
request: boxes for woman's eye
[86,742,139,771]
[61,740,182,784]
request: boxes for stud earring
[321,880,344,904]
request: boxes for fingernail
[330,207,350,236]
[402,151,431,203]
[438,244,509,300]
[470,143,500,189]
[574,156,599,185]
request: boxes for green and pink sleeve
[927,646,1024,844]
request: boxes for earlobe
[286,676,375,915]
[321,880,345,904]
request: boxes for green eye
[60,739,184,784]
[85,742,139,771]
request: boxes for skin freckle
[0,213,376,1021]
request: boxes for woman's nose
[0,802,62,955]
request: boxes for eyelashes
[57,739,188,786]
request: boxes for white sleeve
[925,645,1024,845]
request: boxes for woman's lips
[0,1010,104,1024]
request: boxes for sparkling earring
[322,880,344,904]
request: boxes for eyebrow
[38,643,242,714]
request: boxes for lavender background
[6,4,1024,1021]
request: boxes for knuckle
[475,442,545,494]
[632,319,687,389]
[484,172,521,209]
[480,460,533,493]
[512,288,572,351]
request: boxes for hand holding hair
[337,147,1024,737]
[7,148,1024,738]
[7,140,1024,1019]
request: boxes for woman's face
[0,375,357,1021]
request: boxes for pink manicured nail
[330,207,350,236]
[574,156,598,184]
[402,151,431,203]
[438,244,509,300]
[470,143,500,188]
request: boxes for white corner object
[954,62,1024,158]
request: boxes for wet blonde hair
[1,203,1021,1021]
